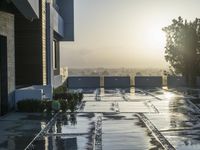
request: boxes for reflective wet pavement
[2,88,200,150]
[143,88,200,150]
[0,113,52,150]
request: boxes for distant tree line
[163,17,200,87]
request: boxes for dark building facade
[0,0,74,115]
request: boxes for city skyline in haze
[60,0,200,68]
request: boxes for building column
[46,3,54,99]
[0,11,15,114]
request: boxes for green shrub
[17,99,43,112]
[17,99,69,113]
[53,92,84,103]
[53,84,84,103]
[58,99,68,112]
[53,93,68,100]
[67,98,77,112]
[53,85,67,95]
[78,93,83,103]
[17,91,84,113]
[66,92,73,100]
[41,100,52,112]
[67,93,83,112]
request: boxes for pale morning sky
[60,0,200,68]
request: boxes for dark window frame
[0,35,8,115]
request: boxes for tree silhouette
[162,17,200,87]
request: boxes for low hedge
[53,85,67,95]
[78,92,83,103]
[53,92,83,102]
[53,93,68,100]
[17,99,43,112]
[53,85,83,102]
[17,91,84,113]
[17,99,69,113]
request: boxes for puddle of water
[0,135,34,150]
[81,102,115,112]
[48,113,95,134]
[102,114,163,150]
[100,96,123,101]
[145,95,199,130]
[81,101,155,113]
[28,113,96,150]
[82,96,96,101]
[30,135,91,150]
[25,112,164,150]
[123,89,157,102]
[145,113,198,131]
[174,88,200,98]
[144,88,164,94]
[151,98,190,113]
[69,89,97,94]
[119,102,155,113]
[144,88,184,100]
[142,88,200,150]
[144,95,200,150]
[125,94,155,101]
[162,130,200,150]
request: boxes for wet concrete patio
[0,113,52,150]
[1,87,200,150]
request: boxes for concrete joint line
[136,113,176,150]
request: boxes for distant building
[0,0,74,115]
[60,67,68,83]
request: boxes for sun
[145,25,166,49]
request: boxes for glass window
[53,40,57,69]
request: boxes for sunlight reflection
[164,92,175,99]
[130,88,136,96]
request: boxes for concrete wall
[104,76,130,89]
[46,3,64,37]
[135,76,162,88]
[67,77,100,89]
[54,75,62,88]
[46,2,61,89]
[0,11,15,111]
[46,2,54,87]
[15,85,52,103]
[15,88,43,104]
[31,85,51,99]
[15,2,45,86]
[167,76,186,88]
[28,0,39,17]
[11,0,39,19]
[51,6,64,37]
[57,0,74,41]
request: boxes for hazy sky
[60,0,200,68]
